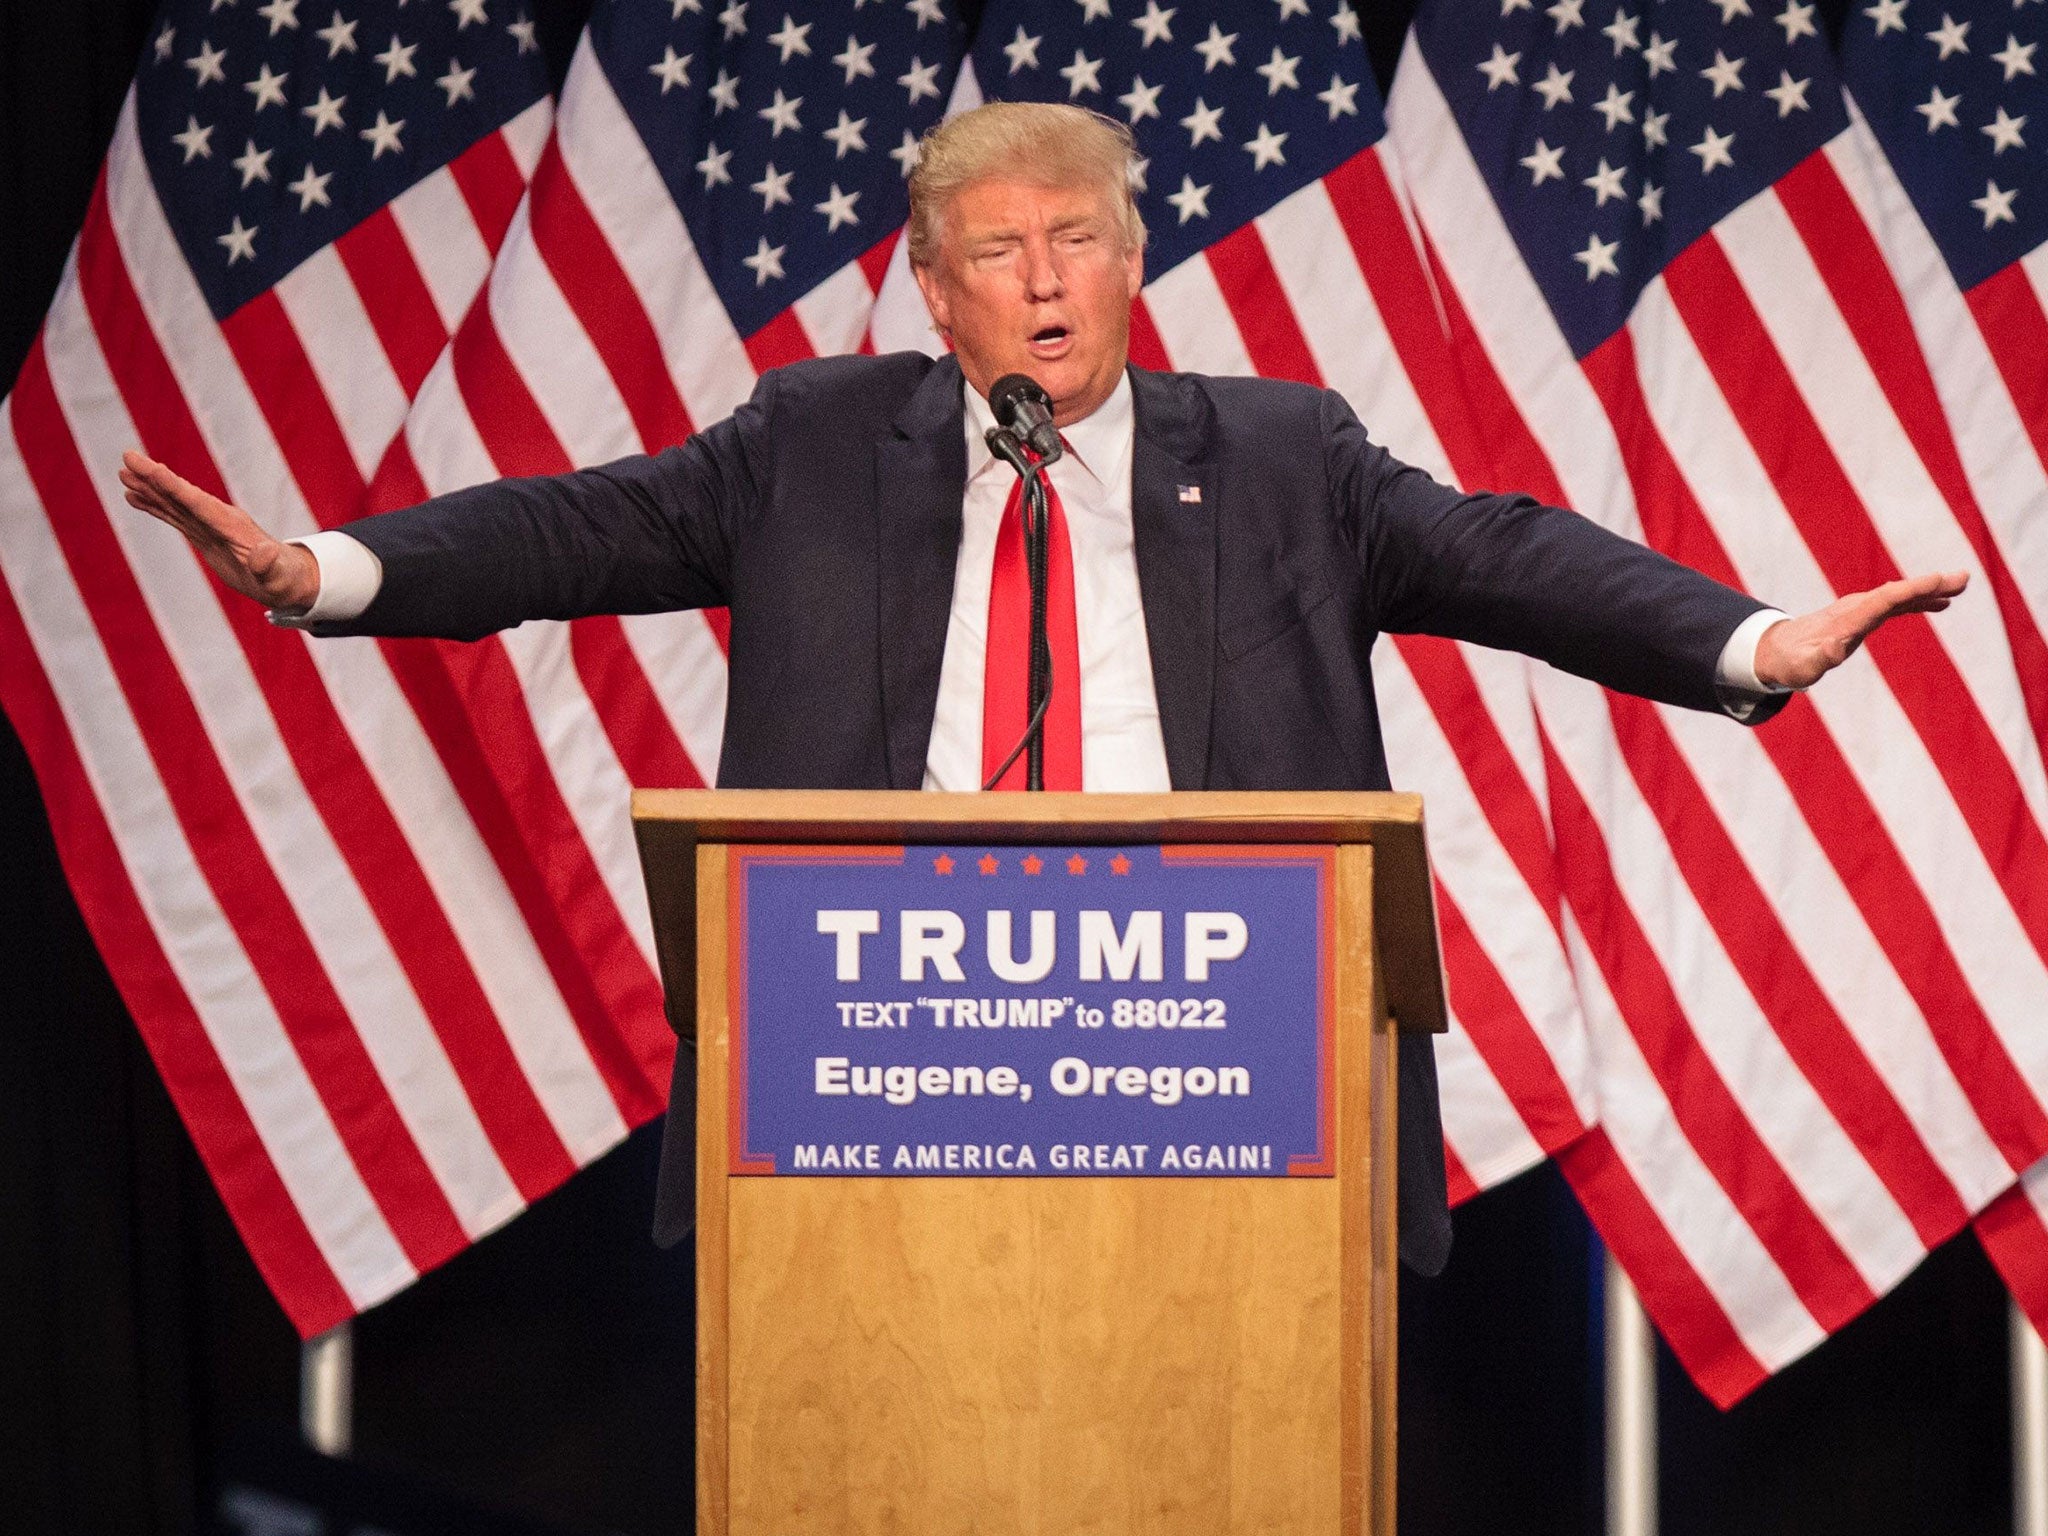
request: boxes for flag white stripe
[273,246,411,484]
[388,165,496,336]
[1258,175,1453,483]
[1626,274,2048,1065]
[1719,186,2048,813]
[557,40,755,427]
[1373,645,1596,1123]
[1436,1012,1551,1189]
[0,383,414,1306]
[490,196,642,467]
[617,611,729,781]
[1824,121,2048,646]
[1144,253,1257,378]
[795,260,878,357]
[1535,669,1928,1289]
[1562,906,1827,1370]
[45,276,525,1239]
[500,96,552,179]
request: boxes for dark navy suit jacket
[329,351,1781,1273]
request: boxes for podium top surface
[632,790,1444,1033]
[631,788,1423,845]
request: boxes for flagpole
[301,1321,354,1457]
[1605,1250,1658,1536]
[2015,1299,2047,1536]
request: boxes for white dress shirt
[280,375,1790,767]
[921,374,1172,791]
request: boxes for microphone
[988,373,1064,464]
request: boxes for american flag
[1390,0,2048,1402]
[0,1,558,1335]
[937,0,1607,1211]
[1831,0,2048,1336]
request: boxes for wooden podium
[633,791,1444,1536]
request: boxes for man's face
[912,175,1145,427]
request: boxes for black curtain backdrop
[0,3,2018,1534]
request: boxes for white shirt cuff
[1713,607,1792,721]
[266,530,383,628]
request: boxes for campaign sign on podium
[728,843,1334,1178]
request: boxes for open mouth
[1027,325,1073,358]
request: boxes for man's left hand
[1754,570,1971,691]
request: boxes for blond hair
[906,101,1148,267]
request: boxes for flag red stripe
[1436,884,1587,1151]
[1977,1183,2048,1339]
[1606,692,1969,1242]
[744,307,815,374]
[1965,265,2048,484]
[451,303,573,478]
[527,141,695,453]
[1557,1128,1770,1408]
[446,307,711,803]
[445,129,529,257]
[12,339,469,1270]
[857,230,899,292]
[1776,156,2048,751]
[1323,151,1493,489]
[96,212,580,1204]
[1667,234,2048,964]
[1417,233,1572,507]
[1543,727,1879,1330]
[221,292,367,515]
[1202,226,1590,1149]
[1127,294,1170,372]
[335,209,447,399]
[1394,635,1563,928]
[0,545,357,1336]
[567,617,708,790]
[1580,329,2048,1173]
[1444,1139,1480,1206]
[1206,223,1322,385]
[429,631,674,1111]
[363,440,674,1126]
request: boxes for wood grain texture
[697,844,731,1536]
[663,806,1415,1533]
[724,1176,1342,1535]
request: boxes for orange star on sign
[978,854,1000,875]
[1021,855,1044,875]
[1066,854,1088,875]
[933,854,954,875]
[1109,853,1132,875]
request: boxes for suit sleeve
[308,370,777,642]
[1322,389,1782,720]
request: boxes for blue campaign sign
[728,844,1335,1178]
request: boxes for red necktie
[982,462,1082,791]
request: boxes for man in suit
[119,102,1966,1274]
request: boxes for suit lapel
[1128,366,1217,790]
[875,355,968,789]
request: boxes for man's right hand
[119,450,320,612]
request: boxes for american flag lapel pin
[1178,484,1202,504]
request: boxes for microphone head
[987,374,1061,462]
[988,373,1053,424]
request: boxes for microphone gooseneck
[981,420,1056,793]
